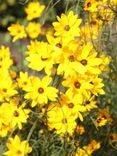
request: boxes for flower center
[80,59,87,65]
[68,55,75,62]
[74,81,81,88]
[68,103,74,108]
[87,2,91,7]
[41,57,48,61]
[3,88,7,92]
[14,110,19,117]
[64,25,70,31]
[38,87,44,94]
[56,43,62,48]
[16,150,22,155]
[62,118,67,124]
[84,100,90,105]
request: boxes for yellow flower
[25,2,45,20]
[8,101,30,129]
[17,72,31,90]
[57,47,86,77]
[62,75,93,102]
[8,23,26,42]
[0,104,12,137]
[24,76,58,107]
[4,135,32,156]
[90,77,105,95]
[95,108,113,127]
[47,103,77,135]
[53,11,82,44]
[0,74,17,102]
[26,41,54,75]
[99,54,111,71]
[77,44,102,75]
[26,40,41,54]
[82,95,97,112]
[75,140,100,156]
[60,93,86,121]
[0,46,13,73]
[84,0,99,12]
[26,22,41,39]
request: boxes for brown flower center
[14,111,19,117]
[68,103,74,108]
[64,25,70,31]
[74,81,81,88]
[38,87,44,94]
[62,118,67,124]
[68,55,75,62]
[80,59,87,66]
[56,43,62,48]
[87,2,91,7]
[41,57,48,61]
[17,150,22,155]
[84,100,90,105]
[3,88,7,92]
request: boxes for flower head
[4,135,32,156]
[25,2,45,20]
[8,23,26,42]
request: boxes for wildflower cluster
[0,1,116,156]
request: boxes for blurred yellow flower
[26,22,41,39]
[4,135,32,156]
[8,23,26,42]
[25,2,45,20]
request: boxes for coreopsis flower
[0,74,17,102]
[0,46,13,73]
[47,103,77,135]
[84,0,99,12]
[25,2,45,20]
[95,116,107,127]
[90,77,105,95]
[98,1,115,23]
[46,35,63,63]
[62,75,93,102]
[0,101,30,131]
[8,23,26,42]
[60,93,86,121]
[4,135,32,156]
[26,41,54,75]
[99,54,111,71]
[17,72,32,90]
[57,46,86,77]
[82,95,97,111]
[53,11,82,44]
[26,22,41,39]
[0,103,12,137]
[95,108,113,127]
[8,101,30,129]
[77,44,102,75]
[80,18,102,41]
[75,140,100,156]
[24,76,58,107]
[26,40,41,54]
